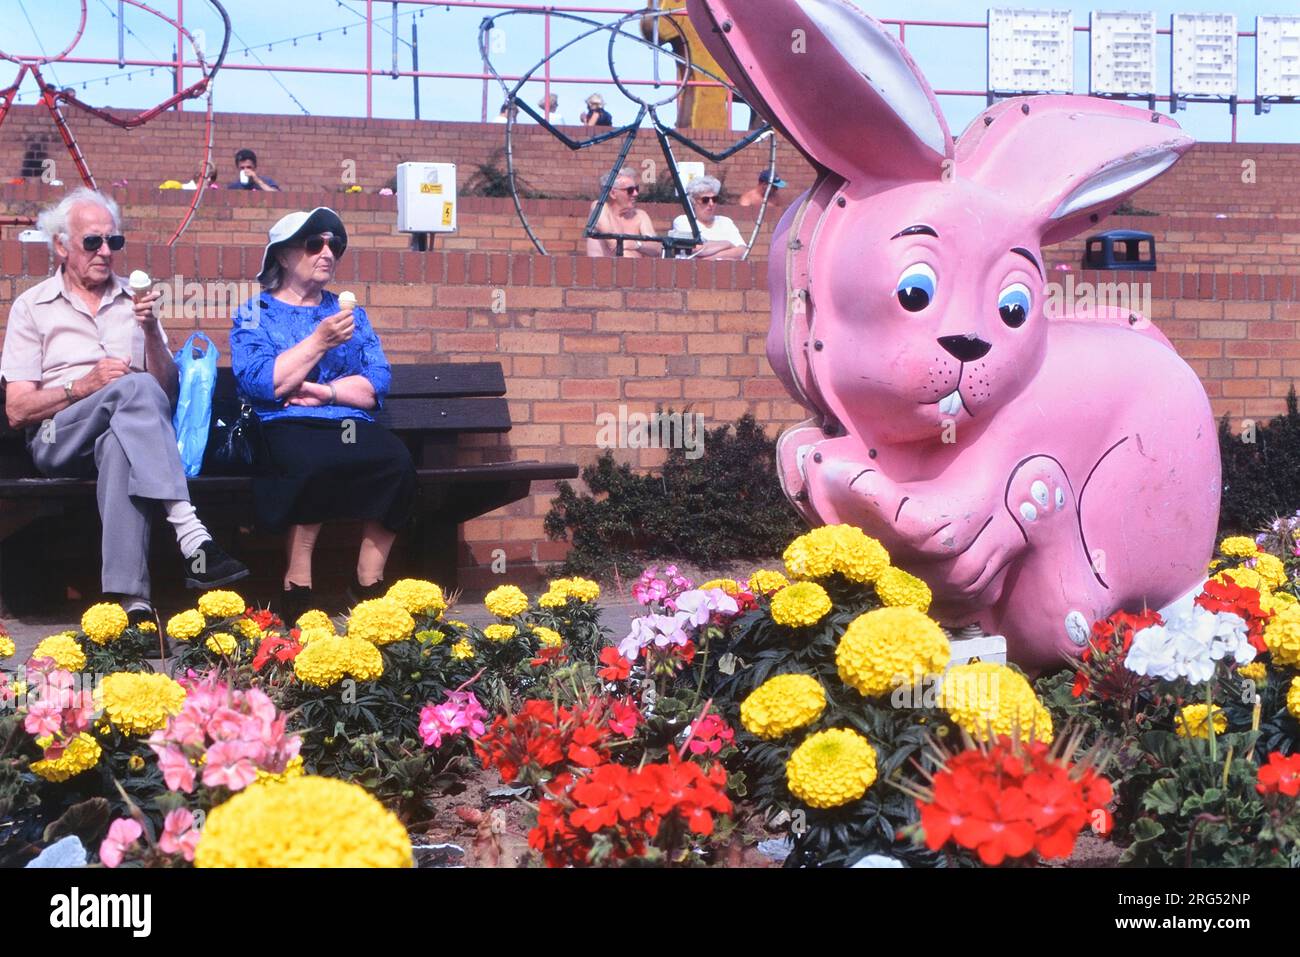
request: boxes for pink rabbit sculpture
[685,0,1221,674]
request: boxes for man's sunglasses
[620,185,639,195]
[82,234,126,252]
[300,234,346,256]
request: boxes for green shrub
[543,411,805,579]
[1218,386,1300,534]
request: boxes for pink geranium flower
[152,744,197,793]
[201,740,262,791]
[159,808,200,862]
[23,699,63,738]
[99,818,142,869]
[419,690,488,748]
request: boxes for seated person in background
[228,149,280,191]
[1,188,248,624]
[739,169,787,207]
[537,94,565,125]
[492,99,519,124]
[581,94,613,127]
[586,166,657,258]
[669,177,748,260]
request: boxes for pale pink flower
[159,809,200,862]
[24,699,63,737]
[152,744,197,793]
[201,740,261,791]
[99,818,142,869]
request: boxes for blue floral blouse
[230,290,391,423]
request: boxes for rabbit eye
[998,283,1031,328]
[896,264,936,312]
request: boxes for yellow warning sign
[420,182,443,195]
[441,202,454,226]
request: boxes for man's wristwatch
[63,381,76,404]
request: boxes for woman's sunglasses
[301,234,346,256]
[81,234,126,252]
[696,196,718,205]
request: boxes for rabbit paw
[1004,456,1075,543]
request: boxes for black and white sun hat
[256,207,348,286]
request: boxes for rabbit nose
[937,335,992,362]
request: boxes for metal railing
[9,2,1277,141]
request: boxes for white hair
[35,187,122,253]
[686,176,722,198]
[601,165,637,191]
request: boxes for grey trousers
[27,373,190,599]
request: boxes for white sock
[164,500,211,558]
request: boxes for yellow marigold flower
[0,635,15,658]
[1238,661,1267,684]
[1264,602,1300,669]
[298,626,334,646]
[1175,703,1228,739]
[785,728,878,809]
[699,578,743,596]
[1288,677,1300,721]
[873,567,933,613]
[769,581,833,627]
[167,609,206,642]
[11,679,26,699]
[484,623,518,643]
[484,585,529,619]
[783,525,890,584]
[346,598,414,646]
[296,610,335,634]
[1252,553,1288,591]
[137,620,157,634]
[31,733,101,782]
[539,591,567,609]
[384,579,447,618]
[101,672,187,736]
[30,634,86,671]
[415,628,445,645]
[255,754,305,785]
[450,638,475,660]
[294,636,384,688]
[198,590,246,620]
[446,620,468,630]
[205,633,238,656]
[836,607,950,698]
[747,569,790,595]
[1214,566,1265,594]
[128,754,146,772]
[233,617,262,641]
[80,602,128,645]
[549,577,600,603]
[1219,536,1260,559]
[196,776,412,868]
[740,674,826,739]
[532,626,563,648]
[940,662,1053,744]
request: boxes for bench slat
[212,363,507,400]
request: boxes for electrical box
[396,162,458,233]
[1090,11,1156,96]
[677,162,706,189]
[1258,16,1300,98]
[1171,13,1237,99]
[987,8,1075,95]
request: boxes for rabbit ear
[685,0,952,185]
[957,97,1194,246]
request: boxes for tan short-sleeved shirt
[1,268,167,389]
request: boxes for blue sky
[6,0,1300,142]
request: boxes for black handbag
[202,398,265,475]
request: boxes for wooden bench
[0,361,578,615]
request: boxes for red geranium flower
[1257,751,1300,797]
[1197,575,1272,654]
[597,646,632,682]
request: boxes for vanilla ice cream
[128,270,152,301]
[338,290,357,311]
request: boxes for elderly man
[585,166,657,258]
[669,176,747,260]
[1,188,248,625]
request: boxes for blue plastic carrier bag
[173,332,218,477]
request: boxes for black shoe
[346,576,386,608]
[184,540,251,589]
[276,583,313,629]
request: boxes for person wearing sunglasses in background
[668,176,748,261]
[585,166,658,258]
[230,208,416,623]
[0,188,249,629]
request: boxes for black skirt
[253,416,417,533]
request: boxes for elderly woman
[668,176,748,260]
[230,207,416,620]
